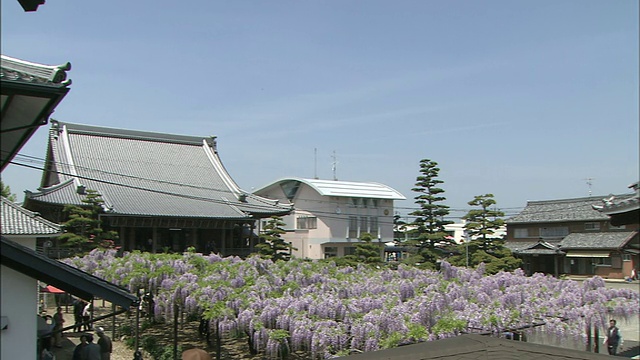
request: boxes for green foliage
[255,216,296,261]
[345,232,383,265]
[1,181,17,202]
[462,194,505,251]
[407,159,454,265]
[57,189,118,252]
[380,331,403,349]
[447,194,521,274]
[432,314,467,335]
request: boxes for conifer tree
[462,194,505,251]
[407,159,453,265]
[448,193,521,274]
[256,216,296,261]
[57,189,118,251]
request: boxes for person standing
[72,334,88,360]
[82,301,93,331]
[52,306,65,348]
[82,334,102,360]
[96,327,113,360]
[73,298,84,332]
[605,319,622,355]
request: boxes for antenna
[331,150,338,181]
[314,148,318,179]
[584,178,594,196]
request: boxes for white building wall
[1,237,37,360]
[255,181,400,260]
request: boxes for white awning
[566,251,611,258]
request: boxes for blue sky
[1,0,638,219]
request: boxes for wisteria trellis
[64,250,639,359]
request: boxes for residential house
[505,195,639,279]
[252,177,405,259]
[23,120,292,257]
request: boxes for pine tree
[448,193,522,274]
[407,159,453,265]
[57,189,118,252]
[256,216,296,261]
[462,194,505,251]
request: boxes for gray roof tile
[1,197,61,236]
[559,231,637,249]
[26,121,291,219]
[506,195,634,224]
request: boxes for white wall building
[253,178,405,259]
[1,197,61,360]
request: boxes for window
[360,217,368,235]
[539,227,569,238]
[369,217,379,238]
[344,247,356,256]
[623,254,632,261]
[348,217,358,239]
[514,228,529,238]
[297,216,317,230]
[324,246,338,259]
[594,257,612,266]
[584,222,600,231]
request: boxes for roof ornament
[76,184,86,195]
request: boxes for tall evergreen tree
[255,216,296,262]
[408,159,454,265]
[462,194,505,251]
[57,189,118,251]
[448,193,521,274]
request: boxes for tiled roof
[255,177,406,200]
[559,231,637,249]
[505,195,634,224]
[25,121,292,219]
[342,333,614,359]
[0,55,71,87]
[0,197,61,236]
[594,181,640,216]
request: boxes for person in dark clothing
[73,298,85,332]
[605,319,622,355]
[96,327,113,360]
[83,334,102,360]
[72,334,88,360]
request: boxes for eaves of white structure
[255,177,406,200]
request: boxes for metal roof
[25,121,291,219]
[505,195,633,224]
[255,177,406,200]
[1,196,61,236]
[559,231,637,250]
[1,236,137,308]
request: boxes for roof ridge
[1,54,71,85]
[51,120,216,147]
[526,194,632,205]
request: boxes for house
[23,120,292,257]
[252,177,405,259]
[505,194,639,279]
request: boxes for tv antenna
[584,178,594,196]
[331,150,338,181]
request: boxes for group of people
[73,298,94,332]
[72,327,113,360]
